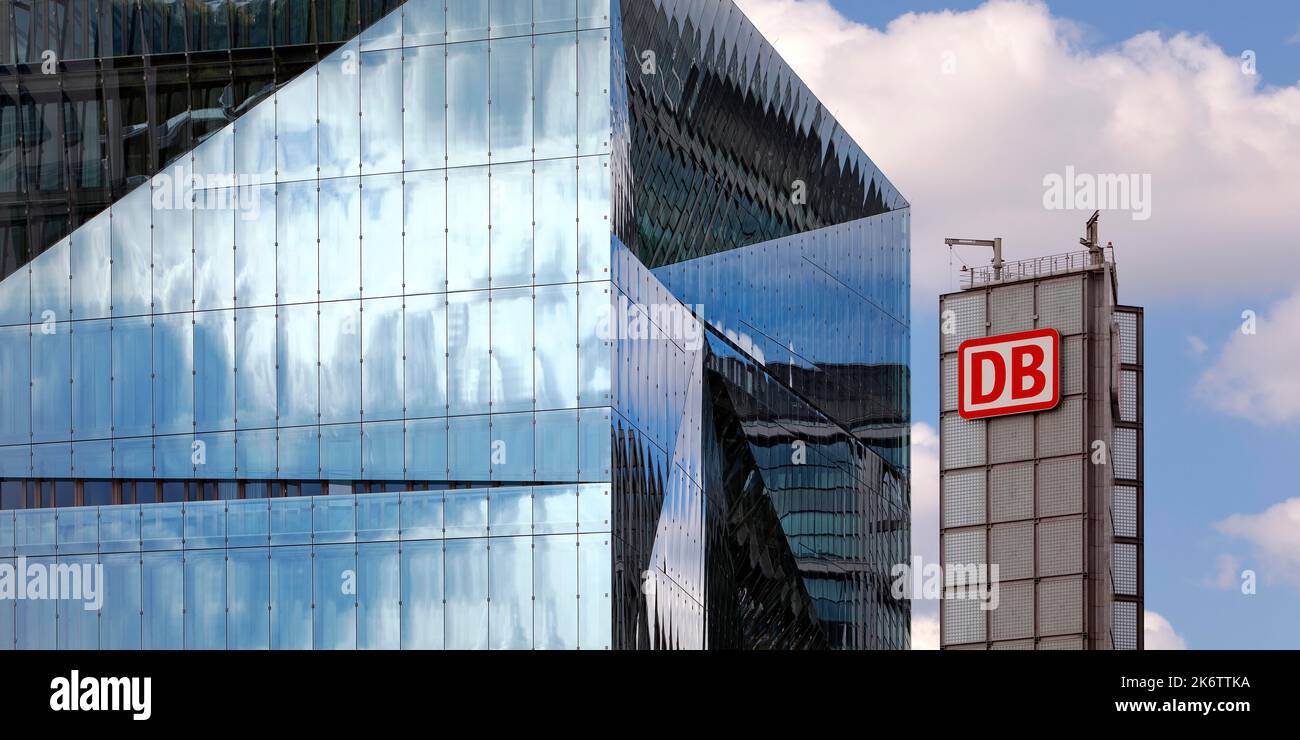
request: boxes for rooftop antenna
[944,237,1003,281]
[1080,210,1103,265]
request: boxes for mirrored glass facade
[0,0,909,649]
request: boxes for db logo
[958,328,1060,419]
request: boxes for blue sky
[791,0,1300,647]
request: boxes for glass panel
[320,178,362,302]
[533,158,577,284]
[534,283,578,410]
[489,486,531,537]
[404,0,446,46]
[71,209,111,319]
[321,423,361,479]
[235,183,276,307]
[152,177,193,313]
[31,236,69,322]
[0,264,29,326]
[535,533,578,648]
[492,0,533,38]
[447,0,489,42]
[56,554,99,648]
[228,547,270,649]
[30,324,70,442]
[536,0,577,34]
[490,534,532,649]
[534,484,576,534]
[447,414,489,481]
[153,312,194,436]
[362,49,403,174]
[445,489,488,538]
[138,502,181,552]
[400,489,443,539]
[114,437,153,479]
[490,36,532,162]
[194,309,235,432]
[405,417,448,480]
[270,544,312,649]
[55,506,97,554]
[446,166,488,292]
[490,411,534,481]
[444,537,487,648]
[577,28,610,156]
[489,162,532,288]
[100,504,142,552]
[142,551,183,649]
[403,45,446,171]
[362,4,404,50]
[277,425,320,480]
[320,301,361,423]
[578,282,611,406]
[277,179,318,304]
[361,421,404,480]
[102,552,142,649]
[278,303,319,426]
[0,325,28,444]
[15,557,55,648]
[237,428,277,478]
[73,440,112,478]
[399,539,442,648]
[577,155,610,280]
[446,41,488,166]
[185,549,227,649]
[362,297,403,421]
[578,0,607,29]
[403,294,447,417]
[276,67,318,182]
[111,315,152,437]
[270,497,313,546]
[491,286,533,413]
[318,39,362,178]
[536,408,578,481]
[185,500,227,549]
[577,531,610,648]
[194,123,234,182]
[357,490,400,541]
[111,185,152,316]
[234,89,275,183]
[313,543,357,649]
[577,481,610,532]
[358,541,400,649]
[403,173,446,299]
[228,498,270,548]
[447,290,489,415]
[313,493,356,543]
[194,190,235,311]
[534,33,577,160]
[361,174,404,299]
[236,307,277,428]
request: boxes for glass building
[0,0,910,649]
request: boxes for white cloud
[912,613,941,650]
[1215,497,1300,589]
[1195,288,1300,424]
[734,0,1300,304]
[1205,552,1242,590]
[1144,610,1188,649]
[1185,335,1208,357]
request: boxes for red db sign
[958,328,1060,419]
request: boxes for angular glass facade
[0,0,909,649]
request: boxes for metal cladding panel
[1062,335,1084,396]
[1113,543,1138,596]
[942,593,986,645]
[1037,276,1083,335]
[1039,635,1085,650]
[941,291,985,353]
[945,641,987,650]
[1112,601,1138,650]
[989,462,1032,523]
[990,638,1034,650]
[941,413,985,469]
[1119,369,1138,423]
[1037,577,1083,636]
[943,527,986,586]
[988,413,1033,464]
[942,468,985,528]
[990,283,1034,335]
[1113,485,1137,538]
[1038,516,1083,577]
[1037,396,1083,457]
[990,521,1033,581]
[1038,456,1084,517]
[1115,311,1139,364]
[941,354,958,412]
[990,580,1033,641]
[1113,427,1138,479]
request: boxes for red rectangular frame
[957,327,1061,419]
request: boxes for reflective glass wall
[0,484,612,649]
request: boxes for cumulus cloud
[909,422,941,643]
[734,0,1300,303]
[1185,335,1208,357]
[1195,289,1300,424]
[1205,553,1242,590]
[1144,610,1188,649]
[1215,497,1300,589]
[912,614,941,650]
